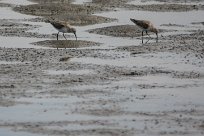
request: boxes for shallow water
[0,128,44,136]
[0,0,204,136]
[0,7,35,19]
[73,0,92,4]
[0,97,93,122]
[0,0,36,5]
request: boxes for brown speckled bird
[130,18,158,41]
[49,20,77,41]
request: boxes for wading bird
[49,20,77,41]
[130,18,158,43]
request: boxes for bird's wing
[130,19,150,29]
[135,20,150,29]
[50,21,65,29]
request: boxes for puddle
[27,21,56,35]
[0,7,35,19]
[0,0,36,5]
[0,128,45,136]
[0,97,94,122]
[72,0,92,4]
[121,86,204,113]
[45,69,95,75]
[45,124,110,131]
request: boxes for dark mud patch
[0,120,132,136]
[0,2,13,7]
[13,3,98,15]
[160,23,186,27]
[88,25,168,37]
[52,14,115,26]
[29,0,72,4]
[191,21,204,26]
[0,99,16,107]
[32,40,101,48]
[80,108,123,116]
[127,3,204,12]
[149,0,204,3]
[0,99,31,107]
[0,19,34,28]
[13,3,114,26]
[91,0,130,8]
[90,0,204,12]
[88,25,141,37]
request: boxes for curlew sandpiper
[130,18,158,42]
[49,20,77,41]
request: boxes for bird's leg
[57,32,59,40]
[142,31,144,44]
[156,37,158,43]
[156,33,158,43]
[74,32,77,41]
[63,33,67,40]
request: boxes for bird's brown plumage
[130,18,158,42]
[49,20,77,41]
[50,21,65,30]
[130,19,150,30]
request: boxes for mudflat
[0,0,204,136]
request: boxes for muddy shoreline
[0,0,204,136]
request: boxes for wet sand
[0,0,204,136]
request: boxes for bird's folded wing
[136,20,150,29]
[51,22,65,29]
